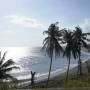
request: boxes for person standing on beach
[31,71,36,88]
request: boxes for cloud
[80,18,90,32]
[5,15,46,29]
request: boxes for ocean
[0,47,90,81]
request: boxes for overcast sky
[0,0,90,46]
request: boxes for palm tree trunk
[46,56,53,87]
[78,55,82,75]
[78,46,82,76]
[66,57,70,82]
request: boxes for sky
[0,0,90,47]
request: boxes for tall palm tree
[42,22,63,87]
[0,51,19,82]
[62,29,78,82]
[73,26,90,75]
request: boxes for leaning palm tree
[0,51,19,82]
[42,22,63,87]
[73,26,90,75]
[62,29,78,82]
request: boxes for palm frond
[82,33,90,36]
[0,51,7,66]
[54,38,64,56]
[82,36,90,42]
[0,51,1,59]
[1,59,15,68]
[2,66,19,73]
[63,45,71,59]
[81,39,88,48]
[43,37,49,44]
[43,31,49,35]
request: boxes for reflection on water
[0,47,32,62]
[0,47,90,80]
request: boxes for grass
[28,63,90,89]
[0,82,18,90]
[1,74,90,90]
[1,64,90,90]
[31,73,90,89]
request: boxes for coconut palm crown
[0,51,19,81]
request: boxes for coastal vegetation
[73,27,90,75]
[42,22,63,87]
[42,22,90,87]
[0,22,90,90]
[34,69,90,89]
[0,51,19,90]
[62,29,77,82]
[0,51,19,81]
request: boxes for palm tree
[42,22,63,87]
[0,51,19,82]
[73,26,90,75]
[62,29,78,82]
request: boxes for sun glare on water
[0,47,31,62]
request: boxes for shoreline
[36,57,90,82]
[18,56,90,87]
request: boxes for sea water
[0,47,90,81]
